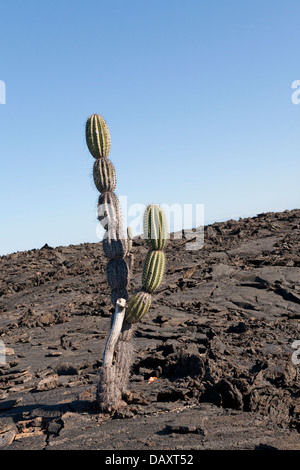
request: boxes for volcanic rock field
[0,209,299,450]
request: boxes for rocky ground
[0,209,299,450]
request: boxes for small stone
[0,430,16,448]
[4,347,15,356]
[0,417,17,434]
[55,363,79,376]
[31,417,43,428]
[165,425,205,435]
[47,420,62,435]
[36,374,59,391]
[46,351,62,357]
[0,418,17,449]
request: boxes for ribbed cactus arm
[142,250,165,293]
[125,204,168,324]
[144,204,168,250]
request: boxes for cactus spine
[85,114,167,412]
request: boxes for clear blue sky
[1,0,299,255]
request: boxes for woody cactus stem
[102,298,127,368]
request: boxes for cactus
[86,114,111,158]
[85,113,167,412]
[111,288,129,308]
[144,204,168,250]
[103,234,128,260]
[106,259,129,290]
[125,291,152,324]
[93,158,116,193]
[142,249,165,293]
[98,192,122,232]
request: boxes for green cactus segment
[142,250,165,293]
[125,291,152,324]
[106,258,129,290]
[143,204,168,250]
[93,158,116,193]
[86,114,111,158]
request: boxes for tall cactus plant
[85,114,167,412]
